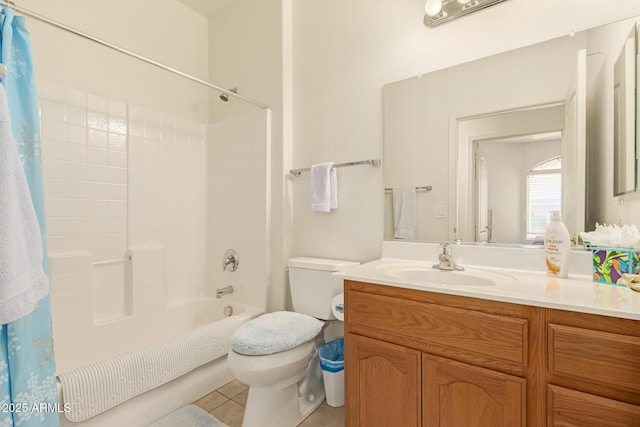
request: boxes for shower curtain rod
[9,4,269,109]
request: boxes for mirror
[384,15,640,245]
[613,24,638,196]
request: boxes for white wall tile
[41,100,66,122]
[108,167,127,184]
[66,163,88,181]
[87,182,110,200]
[66,142,87,163]
[109,117,127,135]
[87,146,108,165]
[66,181,89,199]
[88,129,108,148]
[42,139,67,160]
[46,217,68,237]
[129,120,145,138]
[51,292,74,314]
[67,124,86,143]
[109,183,127,201]
[144,125,162,141]
[109,133,127,151]
[44,179,68,198]
[87,165,109,183]
[42,159,68,179]
[87,111,108,131]
[41,119,66,141]
[108,150,126,168]
[49,256,71,277]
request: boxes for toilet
[227,257,359,427]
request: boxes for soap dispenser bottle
[544,211,571,278]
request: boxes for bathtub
[56,301,264,427]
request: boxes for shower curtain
[0,7,59,427]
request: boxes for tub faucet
[433,243,465,271]
[216,285,234,298]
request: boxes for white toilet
[227,257,359,427]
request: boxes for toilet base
[241,348,325,427]
[242,383,325,427]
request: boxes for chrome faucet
[216,285,234,298]
[433,243,465,271]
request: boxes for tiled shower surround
[38,81,208,372]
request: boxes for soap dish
[620,273,640,293]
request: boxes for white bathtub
[56,301,264,427]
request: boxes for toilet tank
[288,257,360,320]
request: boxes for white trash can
[318,338,344,407]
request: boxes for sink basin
[376,264,517,287]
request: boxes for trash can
[318,338,345,407]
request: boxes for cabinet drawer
[548,385,640,427]
[548,323,640,402]
[348,290,528,369]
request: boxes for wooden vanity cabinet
[344,280,640,427]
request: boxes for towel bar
[384,186,433,192]
[290,159,380,177]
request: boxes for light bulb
[457,0,473,4]
[425,0,443,17]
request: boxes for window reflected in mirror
[526,156,562,241]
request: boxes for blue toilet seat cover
[231,311,322,356]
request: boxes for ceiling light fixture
[424,0,511,28]
[425,0,444,17]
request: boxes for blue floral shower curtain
[0,7,59,427]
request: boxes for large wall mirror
[384,15,640,246]
[613,25,638,196]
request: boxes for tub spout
[216,285,234,298]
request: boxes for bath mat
[148,405,229,427]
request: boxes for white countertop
[334,258,640,321]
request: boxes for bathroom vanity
[337,253,640,427]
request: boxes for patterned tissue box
[591,247,640,285]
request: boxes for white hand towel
[311,162,338,212]
[330,165,338,210]
[0,84,48,324]
[393,186,417,239]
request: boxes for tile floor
[193,379,345,427]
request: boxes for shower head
[220,87,238,102]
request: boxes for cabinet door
[548,385,640,426]
[423,354,526,427]
[345,333,421,427]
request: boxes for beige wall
[208,0,292,311]
[21,0,210,121]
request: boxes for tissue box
[591,247,640,285]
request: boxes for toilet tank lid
[287,257,360,271]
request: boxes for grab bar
[93,256,132,265]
